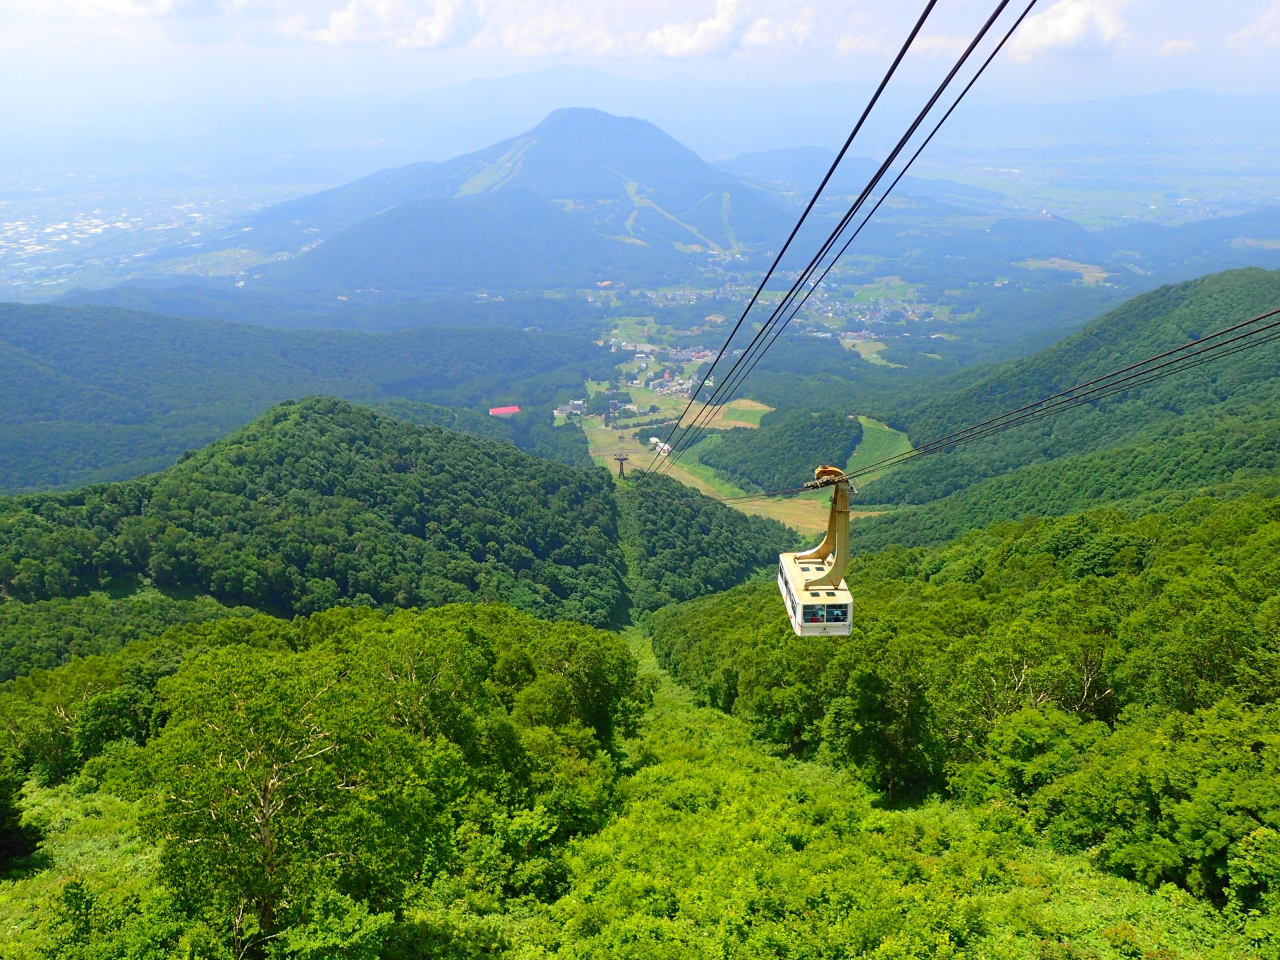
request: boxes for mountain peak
[531,106,653,134]
[238,108,791,294]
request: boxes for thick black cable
[662,0,1020,472]
[840,335,1280,483]
[771,291,1280,480]
[662,0,1021,472]
[647,0,941,472]
[712,0,1042,420]
[722,324,1280,499]
[847,310,1280,476]
[709,306,1280,500]
[834,315,1280,483]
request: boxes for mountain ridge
[0,301,616,491]
[0,397,795,636]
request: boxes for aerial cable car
[777,466,854,637]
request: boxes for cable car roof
[778,552,852,602]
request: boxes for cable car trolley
[778,466,854,637]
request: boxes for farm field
[585,407,892,538]
[583,417,728,497]
[679,398,771,429]
[584,416,840,536]
[848,416,913,487]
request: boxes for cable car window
[802,605,825,623]
[826,605,849,623]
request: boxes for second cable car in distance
[777,465,854,637]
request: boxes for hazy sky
[4,0,1279,125]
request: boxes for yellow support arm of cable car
[796,465,853,591]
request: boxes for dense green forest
[0,303,617,491]
[0,604,648,957]
[0,601,1264,957]
[715,268,1280,552]
[6,265,1280,956]
[853,417,1280,551]
[2,419,1278,955]
[695,409,864,492]
[650,486,1280,951]
[0,590,253,684]
[858,268,1280,512]
[370,399,594,469]
[56,285,615,336]
[0,398,627,626]
[0,399,791,670]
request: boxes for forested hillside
[726,267,1280,535]
[0,398,625,625]
[867,267,1280,508]
[696,409,863,492]
[855,417,1280,551]
[371,398,594,469]
[0,302,614,491]
[0,398,790,649]
[615,473,798,613]
[650,485,1280,947]
[56,284,614,335]
[2,408,1277,955]
[0,590,254,684]
[0,604,648,956]
[0,583,1264,957]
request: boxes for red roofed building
[488,405,522,417]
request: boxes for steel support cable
[840,308,1280,478]
[836,330,1280,485]
[674,0,1039,461]
[710,306,1280,501]
[659,0,1021,474]
[706,0,1043,423]
[718,299,1280,488]
[832,315,1280,484]
[720,325,1280,502]
[659,0,1022,474]
[646,0,942,473]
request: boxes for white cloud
[1158,37,1196,56]
[307,0,479,47]
[742,5,815,50]
[70,0,262,16]
[645,0,743,58]
[834,30,884,57]
[1008,0,1129,61]
[1229,1,1280,48]
[496,9,620,57]
[908,33,968,57]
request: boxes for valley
[5,52,1280,960]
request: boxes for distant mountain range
[153,108,794,298]
[53,107,1280,327]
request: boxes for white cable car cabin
[777,465,854,637]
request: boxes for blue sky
[3,0,1278,124]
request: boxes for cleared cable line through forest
[712,304,1280,504]
[645,0,942,473]
[657,0,1030,476]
